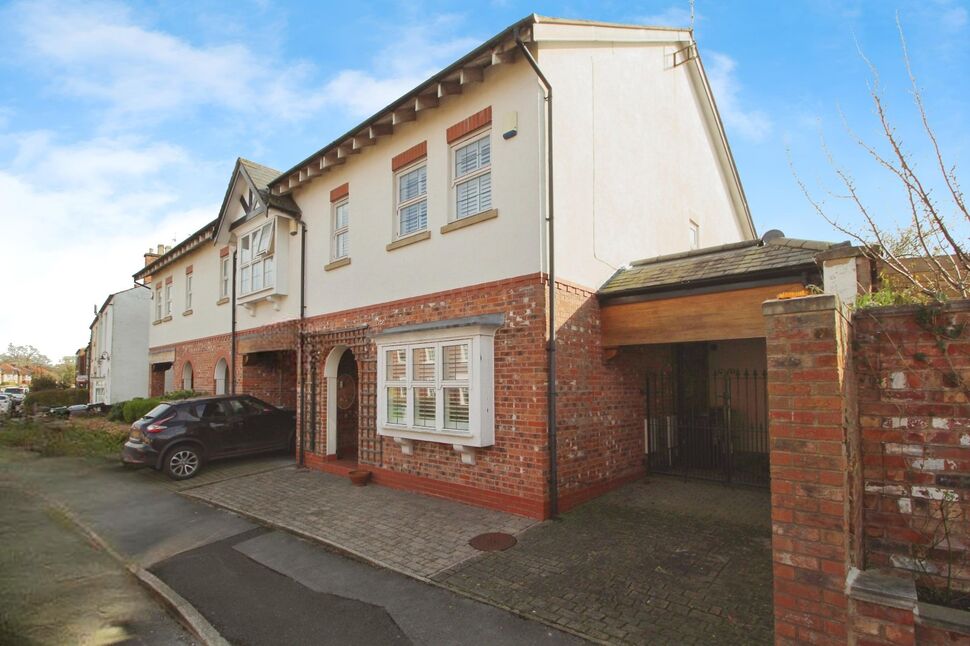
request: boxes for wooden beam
[392,107,416,125]
[336,142,359,159]
[600,283,803,347]
[437,81,461,98]
[369,123,393,138]
[287,174,300,189]
[414,94,438,111]
[305,164,322,178]
[352,135,375,150]
[460,66,484,84]
[320,151,343,170]
[491,48,516,65]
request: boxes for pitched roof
[599,236,850,297]
[133,218,218,281]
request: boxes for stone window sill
[182,309,193,317]
[440,208,498,234]
[216,297,230,306]
[324,257,351,272]
[386,230,430,252]
[153,315,173,326]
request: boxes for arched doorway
[324,346,358,461]
[214,358,228,395]
[182,361,193,391]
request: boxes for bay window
[376,317,499,450]
[239,222,275,296]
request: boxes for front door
[335,350,358,461]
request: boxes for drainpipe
[230,249,237,395]
[515,34,558,519]
[298,220,308,468]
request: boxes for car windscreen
[5,388,25,395]
[143,403,174,420]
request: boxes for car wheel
[164,445,202,480]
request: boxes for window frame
[394,160,428,239]
[154,283,163,321]
[185,274,193,311]
[451,130,492,222]
[238,221,276,297]
[332,198,349,261]
[164,281,173,317]
[220,257,230,299]
[689,220,700,250]
[375,323,498,448]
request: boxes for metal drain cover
[468,532,517,551]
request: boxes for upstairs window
[164,281,173,317]
[332,199,349,260]
[239,222,275,296]
[185,274,193,310]
[396,163,427,238]
[154,284,163,321]
[220,256,230,299]
[453,133,491,220]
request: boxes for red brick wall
[763,295,858,645]
[299,274,552,514]
[160,332,231,396]
[554,282,671,508]
[854,302,970,593]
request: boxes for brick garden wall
[854,302,970,593]
[152,332,231,397]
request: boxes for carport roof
[600,235,849,298]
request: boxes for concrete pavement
[0,448,582,645]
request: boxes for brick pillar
[763,294,860,645]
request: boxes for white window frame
[689,220,700,250]
[332,198,349,260]
[375,324,497,448]
[451,130,492,221]
[394,161,428,239]
[154,283,163,321]
[164,282,172,317]
[220,257,230,299]
[185,274,193,311]
[238,221,275,296]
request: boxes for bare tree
[792,15,968,302]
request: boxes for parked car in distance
[2,387,27,402]
[121,394,295,480]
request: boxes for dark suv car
[122,395,295,480]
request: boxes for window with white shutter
[452,132,491,220]
[395,163,427,238]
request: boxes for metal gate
[645,367,769,487]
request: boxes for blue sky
[0,0,967,360]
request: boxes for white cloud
[0,133,217,360]
[704,51,773,142]
[319,15,481,118]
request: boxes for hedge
[24,389,88,410]
[119,390,201,424]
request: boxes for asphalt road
[0,449,583,646]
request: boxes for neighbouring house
[89,287,152,404]
[75,344,90,389]
[0,363,22,385]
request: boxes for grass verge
[0,418,127,459]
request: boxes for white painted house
[132,15,759,518]
[89,286,152,404]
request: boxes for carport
[599,233,845,487]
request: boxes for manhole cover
[469,532,517,551]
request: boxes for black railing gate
[645,367,769,487]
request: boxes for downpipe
[515,34,558,519]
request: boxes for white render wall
[147,241,232,348]
[295,61,544,320]
[90,287,151,403]
[536,31,753,290]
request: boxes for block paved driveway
[436,476,773,645]
[188,466,772,645]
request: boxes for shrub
[29,376,61,392]
[119,390,200,424]
[24,389,88,410]
[107,401,126,422]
